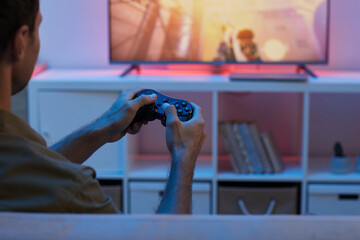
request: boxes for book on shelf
[247,122,274,173]
[219,123,242,174]
[260,131,285,173]
[232,123,254,174]
[219,121,284,174]
[237,123,264,174]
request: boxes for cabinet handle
[338,194,359,200]
[238,199,276,215]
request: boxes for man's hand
[96,88,157,143]
[162,102,206,168]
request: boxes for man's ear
[11,25,30,62]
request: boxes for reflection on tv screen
[110,0,328,63]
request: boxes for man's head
[237,29,254,46]
[0,0,41,95]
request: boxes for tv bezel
[108,0,330,65]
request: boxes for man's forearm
[50,121,109,164]
[49,89,158,164]
[156,153,196,214]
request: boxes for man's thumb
[162,103,179,124]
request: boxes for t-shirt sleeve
[0,131,122,214]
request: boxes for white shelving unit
[28,69,360,215]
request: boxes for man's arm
[156,103,206,214]
[49,121,110,165]
[50,89,157,164]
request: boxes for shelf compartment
[128,154,213,180]
[308,157,360,183]
[37,91,126,173]
[309,93,360,157]
[217,92,304,176]
[218,182,300,215]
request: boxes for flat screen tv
[109,0,329,65]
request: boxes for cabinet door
[308,184,360,215]
[129,181,211,214]
[38,91,126,173]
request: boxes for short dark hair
[237,29,254,40]
[0,0,39,57]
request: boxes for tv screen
[109,0,329,64]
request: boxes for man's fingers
[126,88,143,99]
[131,93,157,109]
[162,103,179,125]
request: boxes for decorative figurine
[331,142,351,174]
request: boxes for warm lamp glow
[263,39,289,61]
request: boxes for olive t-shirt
[0,110,119,213]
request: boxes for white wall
[38,0,360,70]
[38,0,109,68]
[316,0,360,71]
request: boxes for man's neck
[0,62,12,111]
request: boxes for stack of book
[219,121,284,174]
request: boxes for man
[0,0,206,214]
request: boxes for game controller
[131,89,194,126]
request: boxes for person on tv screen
[236,29,262,62]
[0,0,206,214]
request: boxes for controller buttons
[185,107,190,112]
[163,97,169,102]
[175,103,180,109]
[177,109,183,114]
[181,101,187,107]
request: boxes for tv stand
[297,64,317,78]
[120,64,141,77]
